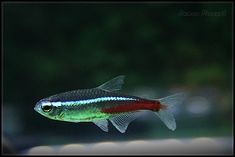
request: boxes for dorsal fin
[97,75,125,92]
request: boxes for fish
[34,75,184,133]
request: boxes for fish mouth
[34,106,37,111]
[34,105,39,112]
[34,102,41,112]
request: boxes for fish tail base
[154,93,185,131]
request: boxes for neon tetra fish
[34,75,184,133]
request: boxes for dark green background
[3,2,233,153]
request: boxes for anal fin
[109,112,141,133]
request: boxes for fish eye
[41,103,52,112]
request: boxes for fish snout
[34,101,42,112]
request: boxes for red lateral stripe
[102,100,162,114]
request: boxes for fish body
[34,76,184,133]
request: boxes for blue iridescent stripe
[55,96,137,106]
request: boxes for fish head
[34,99,61,120]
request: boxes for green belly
[61,107,111,122]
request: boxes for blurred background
[2,2,233,155]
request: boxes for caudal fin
[154,93,185,131]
